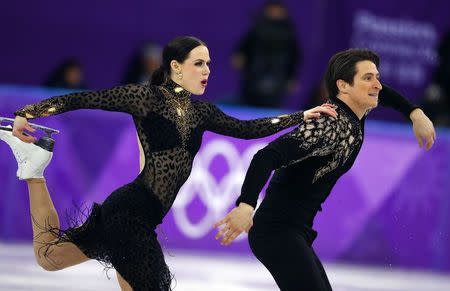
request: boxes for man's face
[346,60,382,111]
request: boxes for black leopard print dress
[14,79,304,291]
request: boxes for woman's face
[171,45,211,95]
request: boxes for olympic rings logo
[172,138,267,239]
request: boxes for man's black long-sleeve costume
[235,86,417,291]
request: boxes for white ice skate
[0,119,58,180]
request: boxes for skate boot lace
[13,148,28,166]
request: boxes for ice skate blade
[0,123,54,152]
[0,117,59,137]
[0,125,13,132]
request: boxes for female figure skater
[215,49,436,290]
[0,36,338,291]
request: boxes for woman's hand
[303,104,338,121]
[12,116,36,143]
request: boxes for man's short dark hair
[324,49,380,98]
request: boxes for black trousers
[248,213,332,291]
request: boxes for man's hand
[410,108,436,151]
[213,203,254,246]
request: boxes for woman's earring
[177,72,183,80]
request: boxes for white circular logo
[172,139,267,239]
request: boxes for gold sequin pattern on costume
[278,109,362,183]
[159,82,192,148]
[16,100,65,119]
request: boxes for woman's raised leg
[27,178,89,271]
[0,127,89,271]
